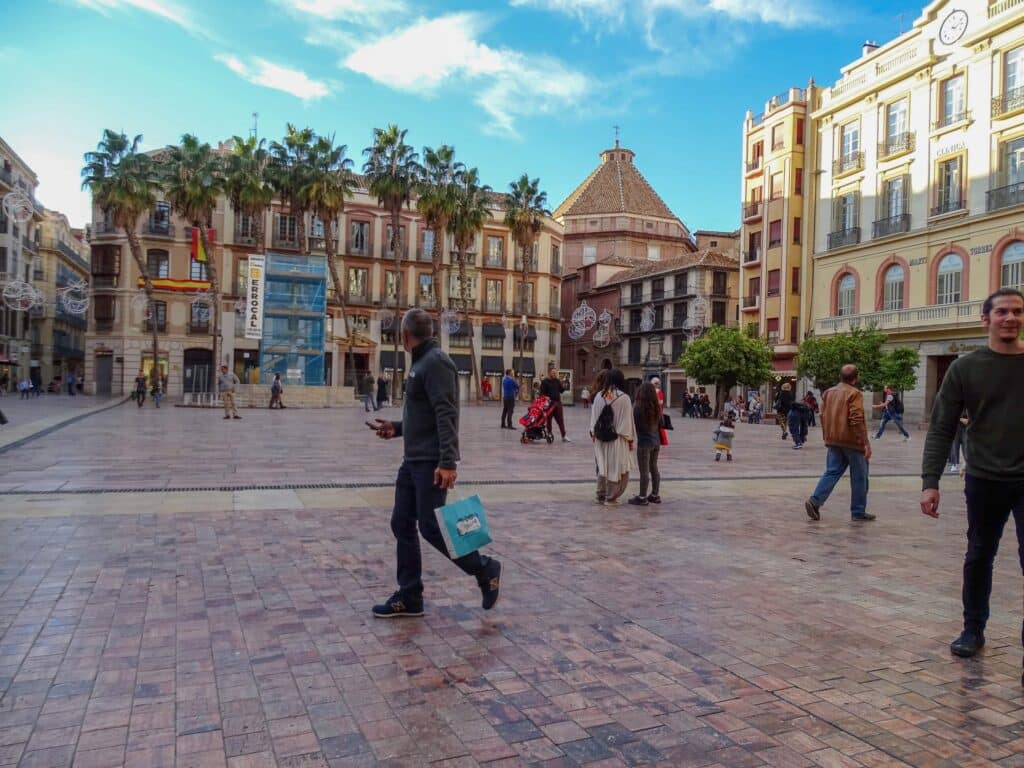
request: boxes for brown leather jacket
[820,382,869,452]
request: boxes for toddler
[713,417,735,462]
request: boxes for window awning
[515,357,536,376]
[482,323,505,338]
[449,322,470,337]
[513,325,537,341]
[449,354,473,375]
[481,356,505,376]
[380,350,406,372]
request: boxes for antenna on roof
[250,112,259,139]
[896,12,906,34]
[613,125,620,148]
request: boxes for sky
[3,0,923,231]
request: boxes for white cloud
[273,0,408,28]
[215,54,331,101]
[343,13,588,138]
[509,0,625,26]
[71,0,207,37]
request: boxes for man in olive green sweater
[921,289,1024,670]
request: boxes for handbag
[659,427,669,446]
[434,494,492,559]
[0,409,7,426]
[660,413,673,430]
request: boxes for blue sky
[3,0,921,231]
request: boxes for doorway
[926,354,958,417]
[184,348,213,393]
[95,353,113,396]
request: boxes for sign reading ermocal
[245,255,266,340]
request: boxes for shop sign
[969,244,992,255]
[245,256,265,340]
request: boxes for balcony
[766,287,780,298]
[992,87,1024,118]
[234,230,256,246]
[745,158,762,173]
[987,182,1024,212]
[743,248,761,265]
[772,140,784,151]
[484,256,505,269]
[347,241,369,257]
[711,285,730,298]
[930,198,965,217]
[933,110,970,131]
[416,295,437,309]
[23,236,38,253]
[742,202,762,221]
[768,237,782,248]
[832,152,863,176]
[878,132,915,160]
[309,236,338,253]
[143,221,174,238]
[95,318,114,333]
[346,292,371,306]
[815,299,984,336]
[143,320,167,334]
[827,227,861,250]
[549,304,561,320]
[188,322,210,335]
[32,269,44,281]
[551,262,562,277]
[872,214,911,239]
[0,166,11,187]
[416,246,436,262]
[513,258,537,273]
[741,295,759,310]
[272,235,299,250]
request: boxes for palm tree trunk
[457,246,479,403]
[298,209,308,255]
[430,223,443,318]
[518,239,530,388]
[125,227,160,393]
[391,210,402,404]
[325,219,357,395]
[198,224,220,378]
[255,208,266,254]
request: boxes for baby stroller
[519,395,555,444]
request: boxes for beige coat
[590,388,638,480]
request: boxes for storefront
[449,353,473,402]
[480,355,505,401]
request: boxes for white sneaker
[903,436,911,442]
[948,464,959,473]
[562,436,572,443]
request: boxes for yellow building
[740,86,813,392]
[32,210,90,388]
[809,0,1024,420]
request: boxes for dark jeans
[391,461,491,602]
[810,445,869,517]
[550,401,566,438]
[961,475,1024,634]
[637,446,660,497]
[788,411,808,446]
[501,396,516,428]
[876,410,909,438]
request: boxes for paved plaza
[1,401,1023,768]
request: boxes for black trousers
[391,461,490,602]
[501,397,516,428]
[550,401,566,438]
[962,475,1024,634]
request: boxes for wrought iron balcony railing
[827,227,861,250]
[878,132,915,159]
[992,87,1024,118]
[987,182,1024,212]
[832,152,864,176]
[930,198,965,217]
[872,213,911,238]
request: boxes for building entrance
[925,354,958,417]
[184,349,213,393]
[95,353,113,396]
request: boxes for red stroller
[519,395,556,444]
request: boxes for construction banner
[245,255,265,340]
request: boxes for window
[190,302,208,329]
[771,124,783,150]
[519,281,534,311]
[790,316,799,344]
[630,283,643,303]
[422,229,435,259]
[487,235,504,266]
[652,277,665,298]
[840,122,859,161]
[348,267,368,297]
[628,337,641,363]
[712,301,726,325]
[385,270,400,300]
[385,224,407,255]
[0,246,6,272]
[1006,45,1024,95]
[940,75,965,126]
[653,305,664,329]
[449,273,479,300]
[149,202,171,233]
[936,253,963,304]
[146,300,167,332]
[936,157,963,213]
[673,302,687,327]
[836,274,856,316]
[883,264,905,310]
[482,334,503,350]
[885,176,908,218]
[709,240,718,247]
[766,317,779,341]
[190,257,208,281]
[418,273,434,300]
[236,213,256,241]
[794,170,803,196]
[793,217,802,244]
[310,216,325,239]
[767,269,781,296]
[551,244,560,273]
[748,231,761,254]
[647,244,660,261]
[712,271,727,296]
[582,244,597,265]
[749,276,761,298]
[350,221,369,254]
[796,118,804,146]
[485,279,503,310]
[146,249,169,278]
[791,267,800,294]
[885,100,908,150]
[276,214,297,242]
[770,172,783,200]
[835,191,859,231]
[768,219,782,247]
[236,257,248,295]
[1000,136,1024,186]
[1001,241,1024,290]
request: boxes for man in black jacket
[371,309,501,617]
[538,366,570,442]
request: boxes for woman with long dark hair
[628,382,662,505]
[589,368,636,504]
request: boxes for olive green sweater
[922,347,1024,489]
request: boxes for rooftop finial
[614,125,620,148]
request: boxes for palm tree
[269,124,315,255]
[223,135,273,253]
[81,130,161,386]
[161,134,226,373]
[503,174,550,381]
[363,125,421,402]
[449,167,491,402]
[416,145,461,313]
[300,133,358,393]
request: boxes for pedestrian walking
[369,309,501,618]
[19,379,30,399]
[377,375,389,409]
[481,378,492,400]
[134,371,147,407]
[538,366,570,442]
[651,377,665,411]
[873,385,910,441]
[775,382,795,439]
[788,400,811,449]
[150,378,162,408]
[804,364,873,521]
[919,288,1024,668]
[362,371,378,412]
[66,371,76,396]
[712,416,735,462]
[590,368,636,505]
[500,369,518,429]
[947,413,968,473]
[580,385,590,409]
[628,382,661,506]
[749,393,763,424]
[269,373,285,409]
[803,391,819,426]
[0,373,8,396]
[218,364,241,419]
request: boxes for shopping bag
[660,413,674,430]
[659,427,669,446]
[434,494,492,559]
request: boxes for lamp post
[518,314,528,397]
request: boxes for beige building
[0,137,44,388]
[809,0,1024,420]
[32,210,90,388]
[86,142,563,400]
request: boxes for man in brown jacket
[805,364,874,521]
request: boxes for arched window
[882,264,904,311]
[1001,241,1024,291]
[836,273,856,316]
[936,253,963,304]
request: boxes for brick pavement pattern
[2,404,1023,767]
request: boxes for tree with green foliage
[876,346,920,392]
[503,174,549,378]
[679,325,773,413]
[797,327,919,393]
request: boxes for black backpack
[593,395,621,442]
[891,393,904,415]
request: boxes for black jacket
[538,377,565,402]
[391,339,460,469]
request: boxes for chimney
[862,40,880,56]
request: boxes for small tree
[796,326,886,391]
[877,346,920,392]
[679,325,772,414]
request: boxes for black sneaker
[647,495,661,504]
[851,513,876,521]
[372,593,424,618]
[950,630,984,657]
[627,495,648,506]
[805,499,820,521]
[479,560,501,610]
[233,415,242,419]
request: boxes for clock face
[939,9,968,45]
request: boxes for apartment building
[740,86,815,389]
[32,210,90,387]
[0,137,44,387]
[85,142,563,399]
[809,0,1024,420]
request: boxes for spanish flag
[191,227,215,263]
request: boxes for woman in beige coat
[590,368,637,504]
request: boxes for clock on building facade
[939,9,968,45]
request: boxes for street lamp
[518,314,528,396]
